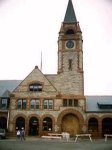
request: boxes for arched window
[88,118,98,132]
[29,83,42,92]
[43,117,52,131]
[65,29,74,35]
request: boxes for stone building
[0,0,112,138]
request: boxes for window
[63,99,78,107]
[74,99,78,106]
[44,100,53,110]
[97,102,112,109]
[29,83,42,92]
[1,99,7,109]
[68,59,72,70]
[63,99,67,106]
[68,99,73,106]
[17,99,27,109]
[66,29,74,35]
[31,99,40,109]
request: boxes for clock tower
[58,0,83,74]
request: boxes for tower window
[66,29,74,35]
[63,99,78,107]
[68,59,72,70]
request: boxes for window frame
[68,59,72,70]
[17,99,27,109]
[43,99,53,110]
[1,98,8,109]
[63,99,78,107]
[30,99,40,109]
[29,83,43,92]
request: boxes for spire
[64,0,77,23]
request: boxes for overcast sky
[0,0,112,95]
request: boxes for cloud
[0,0,8,7]
[0,0,7,3]
[107,0,112,2]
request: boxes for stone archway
[61,113,79,136]
[57,109,84,136]
[29,117,39,136]
[16,117,25,130]
[41,114,55,132]
[102,118,112,136]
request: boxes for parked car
[0,129,6,139]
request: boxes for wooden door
[62,114,79,136]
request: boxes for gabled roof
[86,96,112,112]
[64,0,77,23]
[14,66,57,93]
[0,80,21,97]
[1,90,11,98]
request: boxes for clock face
[66,40,74,48]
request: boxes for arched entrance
[0,117,7,129]
[61,114,80,136]
[88,118,98,132]
[102,118,112,136]
[88,118,98,137]
[16,117,25,130]
[29,117,39,136]
[43,117,52,131]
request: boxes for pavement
[0,137,112,150]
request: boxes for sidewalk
[0,137,112,150]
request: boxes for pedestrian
[20,127,25,140]
[16,130,20,140]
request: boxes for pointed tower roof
[1,90,11,98]
[64,0,77,23]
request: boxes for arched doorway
[61,114,80,136]
[88,118,98,132]
[102,118,112,136]
[0,117,7,129]
[43,117,52,131]
[29,117,39,136]
[88,118,98,137]
[16,117,25,130]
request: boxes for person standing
[16,130,20,140]
[20,128,25,140]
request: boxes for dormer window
[66,29,74,35]
[1,98,8,109]
[97,102,112,109]
[29,83,42,92]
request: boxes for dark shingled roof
[0,80,21,97]
[64,0,77,23]
[0,80,112,113]
[86,96,112,112]
[1,90,11,98]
